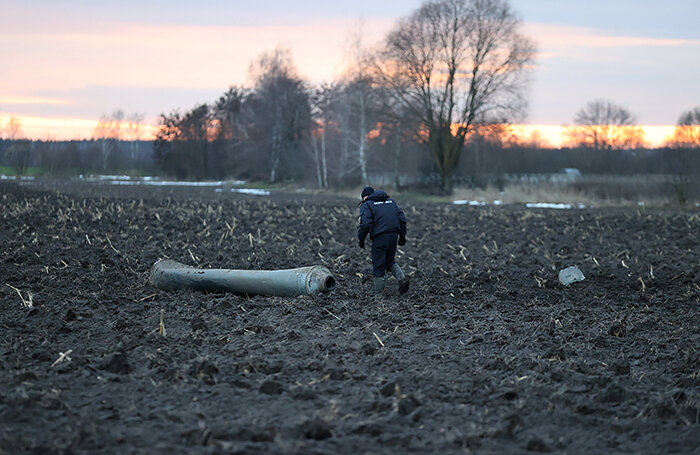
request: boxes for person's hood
[367,190,389,202]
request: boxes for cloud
[0,96,72,105]
[0,19,392,93]
[0,17,393,125]
[526,23,700,57]
[2,4,696,133]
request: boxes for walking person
[357,186,410,295]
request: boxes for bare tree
[249,48,311,183]
[126,112,145,166]
[336,77,380,186]
[370,0,535,192]
[152,105,212,179]
[93,109,125,171]
[339,21,379,186]
[7,116,23,141]
[5,116,32,175]
[180,104,211,178]
[663,106,700,205]
[310,84,336,189]
[667,106,700,149]
[93,115,111,171]
[466,123,516,175]
[211,87,252,178]
[392,121,404,188]
[565,100,644,150]
[211,87,250,143]
[153,110,184,178]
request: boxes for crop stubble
[1,180,698,453]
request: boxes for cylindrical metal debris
[150,259,336,297]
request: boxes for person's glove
[359,238,365,248]
[398,235,406,246]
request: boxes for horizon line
[0,113,681,148]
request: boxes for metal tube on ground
[150,259,336,297]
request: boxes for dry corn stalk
[6,284,33,308]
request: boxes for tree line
[154,0,536,192]
[1,0,698,192]
[1,112,698,186]
[149,0,698,192]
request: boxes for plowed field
[1,180,698,454]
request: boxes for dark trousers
[371,233,398,277]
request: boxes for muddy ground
[1,179,698,454]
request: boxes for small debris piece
[558,266,585,286]
[51,349,73,367]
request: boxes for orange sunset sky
[1,1,698,147]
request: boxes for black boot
[391,263,410,294]
[373,276,386,295]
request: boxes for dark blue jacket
[358,190,407,241]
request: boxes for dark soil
[1,179,699,454]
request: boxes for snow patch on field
[453,199,503,206]
[73,175,269,194]
[1,175,35,181]
[526,202,587,209]
[215,188,271,196]
[110,180,226,187]
[453,199,587,209]
[453,200,488,206]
